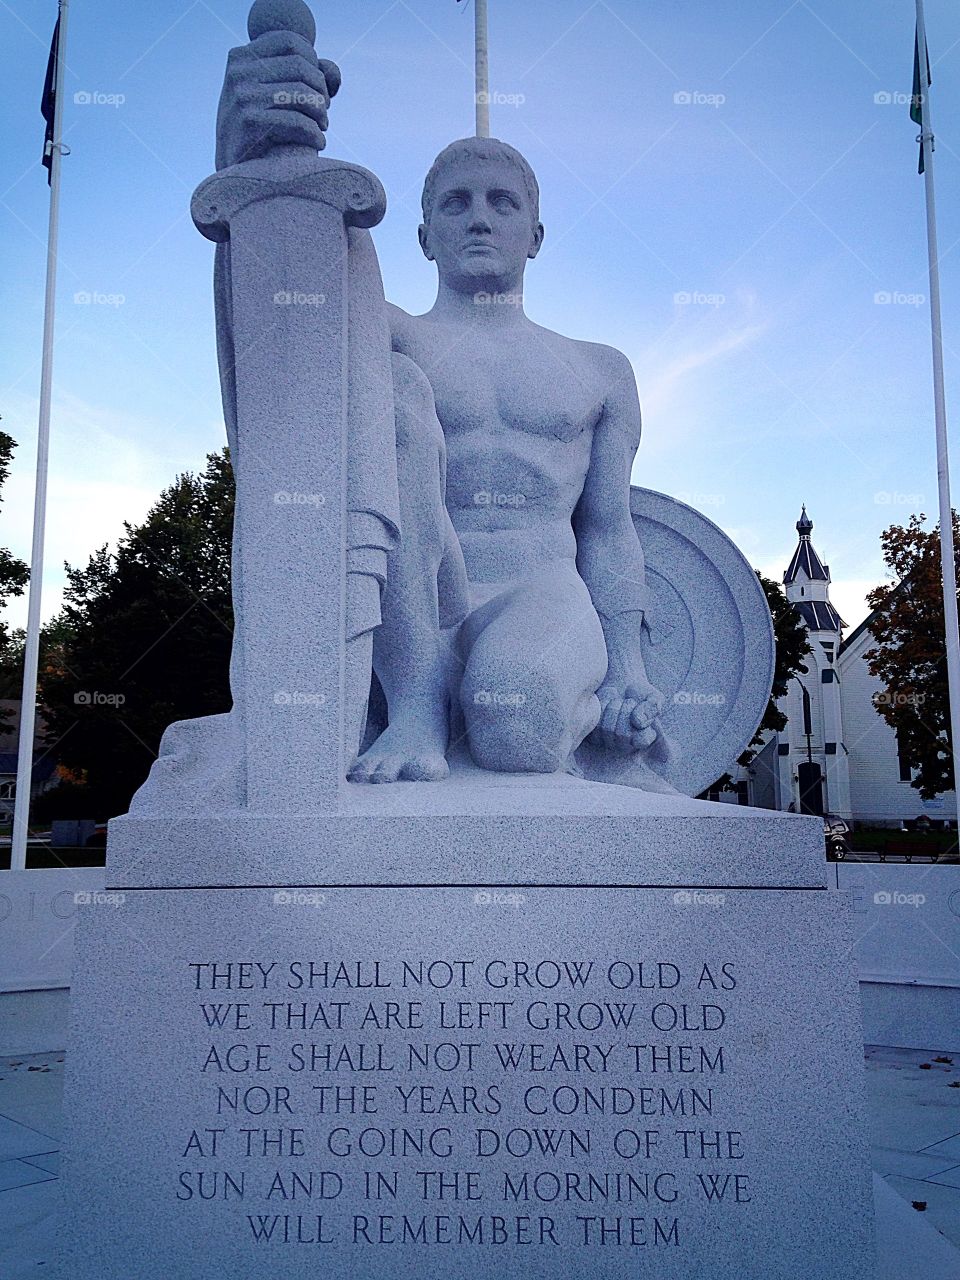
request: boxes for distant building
[742,509,956,826]
[0,700,59,820]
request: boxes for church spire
[785,505,828,585]
[783,506,844,632]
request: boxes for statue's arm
[574,346,647,650]
[386,301,414,353]
[574,347,663,750]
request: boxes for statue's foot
[348,720,449,783]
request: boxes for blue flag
[41,15,60,184]
[911,26,931,174]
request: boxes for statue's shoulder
[386,301,419,349]
[581,338,635,382]
[530,322,634,383]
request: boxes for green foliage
[0,629,24,699]
[0,432,30,734]
[746,572,812,751]
[38,450,234,818]
[864,512,959,800]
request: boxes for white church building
[744,508,957,827]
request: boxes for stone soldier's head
[419,137,545,295]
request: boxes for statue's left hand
[590,681,665,755]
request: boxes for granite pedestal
[57,795,875,1279]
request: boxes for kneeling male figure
[217,36,666,783]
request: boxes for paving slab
[928,1166,960,1190]
[0,1115,58,1163]
[0,1054,65,1142]
[0,1158,56,1193]
[874,1173,960,1280]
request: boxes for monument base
[107,769,826,889]
[58,815,875,1279]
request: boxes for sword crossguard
[247,0,316,46]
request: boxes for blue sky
[2,0,960,633]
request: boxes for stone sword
[190,0,387,811]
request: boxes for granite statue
[130,0,772,813]
[59,14,875,1279]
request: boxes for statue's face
[419,155,544,293]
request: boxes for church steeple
[783,506,844,632]
[785,505,829,585]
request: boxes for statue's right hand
[215,31,341,170]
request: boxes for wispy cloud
[640,322,767,421]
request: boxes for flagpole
[914,0,960,796]
[474,0,489,137]
[11,0,70,873]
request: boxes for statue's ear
[418,223,435,261]
[528,221,545,260]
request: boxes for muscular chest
[405,333,602,446]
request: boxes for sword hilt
[248,0,316,45]
[246,0,334,163]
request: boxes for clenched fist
[215,29,341,170]
[589,680,665,755]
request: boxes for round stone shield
[610,486,774,795]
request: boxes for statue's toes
[370,756,405,783]
[347,757,375,782]
[400,755,449,782]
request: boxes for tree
[38,450,234,818]
[747,573,812,755]
[864,512,959,800]
[0,431,30,732]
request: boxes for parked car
[824,813,851,859]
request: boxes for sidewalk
[0,1052,63,1280]
[865,1044,960,1249]
[2,1046,959,1277]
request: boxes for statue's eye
[441,195,467,214]
[492,193,518,214]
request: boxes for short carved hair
[421,137,540,227]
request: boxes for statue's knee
[461,648,572,773]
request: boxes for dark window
[896,731,912,783]
[797,761,824,816]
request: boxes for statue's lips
[462,242,496,251]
